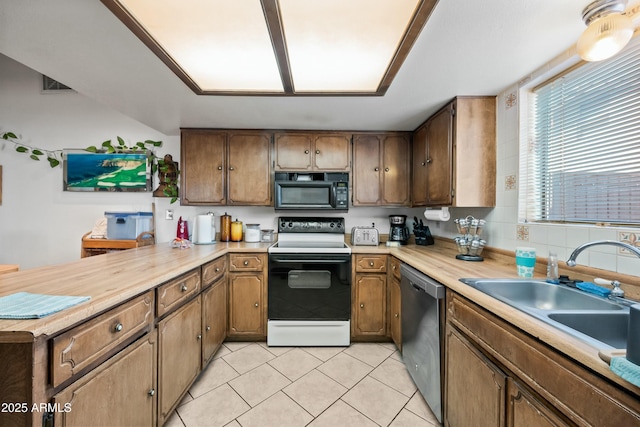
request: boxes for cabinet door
[227,131,272,205]
[180,130,226,205]
[202,278,227,366]
[352,134,381,206]
[390,276,402,350]
[412,124,428,206]
[157,297,202,425]
[228,272,266,337]
[381,134,411,206]
[53,332,157,427]
[313,133,351,171]
[444,324,506,427]
[274,133,313,171]
[507,378,572,427]
[352,273,387,337]
[426,105,454,206]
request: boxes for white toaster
[350,225,379,246]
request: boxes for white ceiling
[0,0,621,135]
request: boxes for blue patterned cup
[515,247,536,277]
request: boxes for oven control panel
[278,217,345,233]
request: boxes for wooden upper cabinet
[352,133,411,207]
[412,96,496,208]
[181,130,226,205]
[227,131,272,205]
[274,132,351,171]
[180,129,272,206]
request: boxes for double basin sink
[459,278,630,350]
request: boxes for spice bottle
[220,212,231,242]
[230,219,243,242]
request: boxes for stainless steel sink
[547,312,628,349]
[460,278,625,311]
[460,278,630,350]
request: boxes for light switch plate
[165,209,174,220]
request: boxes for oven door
[268,253,351,321]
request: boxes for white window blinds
[523,37,640,224]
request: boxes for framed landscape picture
[63,150,152,192]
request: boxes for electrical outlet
[165,209,174,220]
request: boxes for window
[521,37,640,225]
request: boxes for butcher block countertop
[1,238,638,395]
[0,242,270,340]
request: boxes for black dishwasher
[400,264,445,423]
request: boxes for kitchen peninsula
[1,240,639,426]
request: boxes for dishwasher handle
[401,264,445,299]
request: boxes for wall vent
[42,75,74,92]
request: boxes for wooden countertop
[0,241,270,339]
[1,239,638,395]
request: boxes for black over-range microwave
[274,172,349,211]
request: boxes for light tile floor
[165,342,441,427]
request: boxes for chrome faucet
[566,240,640,267]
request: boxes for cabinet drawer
[156,269,201,317]
[51,291,154,388]
[355,254,387,273]
[202,256,226,287]
[389,257,402,280]
[229,254,265,272]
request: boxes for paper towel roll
[195,214,213,244]
[424,207,450,222]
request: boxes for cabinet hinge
[451,189,455,198]
[451,105,455,117]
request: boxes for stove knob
[329,222,335,228]
[288,222,293,228]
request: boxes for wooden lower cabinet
[352,273,387,338]
[52,331,157,427]
[389,275,402,350]
[352,254,388,339]
[445,289,640,426]
[388,257,402,349]
[157,296,202,425]
[444,324,507,427]
[202,276,227,366]
[228,254,266,338]
[507,378,571,427]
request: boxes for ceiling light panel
[278,0,421,93]
[118,0,284,92]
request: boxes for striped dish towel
[0,292,90,319]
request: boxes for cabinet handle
[384,167,389,172]
[206,326,211,331]
[392,264,396,270]
[148,389,155,397]
[304,149,309,154]
[244,260,249,266]
[395,313,399,318]
[197,334,202,340]
[315,150,320,154]
[360,303,364,308]
[369,261,374,266]
[255,303,259,307]
[181,284,188,292]
[421,162,426,166]
[229,166,235,171]
[374,167,379,171]
[114,323,123,333]
[426,158,432,164]
[215,267,220,272]
[217,165,223,170]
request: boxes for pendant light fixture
[577,0,634,62]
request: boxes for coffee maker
[389,215,409,245]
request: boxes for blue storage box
[105,212,153,240]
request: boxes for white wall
[0,55,424,270]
